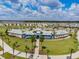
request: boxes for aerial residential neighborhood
[0,21,79,59]
[0,0,79,59]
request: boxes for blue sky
[0,0,79,21]
[8,0,79,8]
[60,0,79,8]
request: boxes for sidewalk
[0,56,5,59]
[0,51,5,59]
[33,39,40,59]
[33,39,47,59]
[0,30,79,59]
[0,38,31,59]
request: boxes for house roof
[55,30,69,35]
[8,29,23,34]
[8,29,69,36]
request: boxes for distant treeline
[0,20,79,23]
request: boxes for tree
[42,46,46,51]
[12,41,20,59]
[40,35,45,51]
[5,29,8,35]
[40,35,44,45]
[4,37,11,44]
[46,49,50,59]
[70,49,74,59]
[30,35,36,53]
[25,45,29,59]
[30,35,36,47]
[69,34,72,37]
[7,38,11,44]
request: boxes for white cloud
[0,0,79,21]
[69,3,78,10]
[0,4,20,16]
[39,6,51,14]
[39,0,64,8]
[19,0,29,3]
[68,3,79,16]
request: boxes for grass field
[40,34,78,55]
[3,36,33,52]
[0,25,78,55]
[2,52,27,59]
[0,26,33,52]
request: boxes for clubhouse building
[8,28,69,39]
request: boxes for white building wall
[8,33,22,38]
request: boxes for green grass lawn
[2,52,27,59]
[3,36,33,52]
[0,26,78,55]
[40,36,78,55]
[0,46,3,51]
[76,57,79,59]
[0,26,33,52]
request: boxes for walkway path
[33,39,47,59]
[0,56,5,59]
[33,39,39,59]
[0,51,3,55]
[0,38,31,59]
[0,51,5,59]
[0,31,79,59]
[77,31,79,41]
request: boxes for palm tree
[30,35,36,48]
[46,49,50,59]
[12,42,17,59]
[40,35,44,45]
[25,45,29,59]
[30,35,36,53]
[40,35,45,51]
[69,48,74,59]
[12,41,20,59]
[7,38,11,44]
[42,46,46,51]
[4,37,11,44]
[5,29,8,35]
